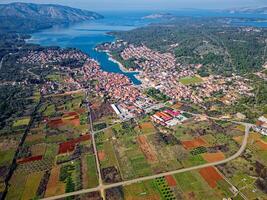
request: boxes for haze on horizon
[1,0,266,11]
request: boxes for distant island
[142,13,175,20]
[0,2,103,33]
[227,7,267,14]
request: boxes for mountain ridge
[0,2,103,33]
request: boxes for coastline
[106,52,139,73]
[95,48,143,85]
[106,52,143,85]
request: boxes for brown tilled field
[182,137,208,149]
[256,140,267,150]
[202,152,225,163]
[165,175,177,187]
[137,135,158,162]
[199,167,223,188]
[98,151,106,161]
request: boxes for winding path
[42,118,252,200]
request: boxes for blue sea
[29,10,267,85]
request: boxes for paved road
[42,120,251,200]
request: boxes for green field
[0,149,16,165]
[43,104,56,116]
[21,172,44,200]
[99,141,118,168]
[13,117,31,127]
[124,179,160,199]
[122,170,232,200]
[175,171,217,199]
[6,172,28,200]
[130,155,152,177]
[179,76,203,85]
[261,135,267,142]
[46,74,63,82]
[86,155,98,188]
[182,154,206,167]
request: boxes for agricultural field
[96,114,245,182]
[217,131,267,199]
[106,167,234,200]
[1,91,255,200]
[179,76,203,85]
[90,96,119,130]
[12,117,31,128]
[0,86,41,193]
[5,92,99,199]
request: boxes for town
[18,42,255,122]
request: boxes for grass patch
[46,74,63,82]
[183,154,206,167]
[0,149,16,165]
[13,117,30,127]
[261,136,267,142]
[7,173,28,200]
[139,122,156,135]
[45,134,67,144]
[86,155,98,188]
[175,171,216,199]
[99,141,118,168]
[44,143,58,159]
[179,76,203,85]
[43,104,56,116]
[124,179,160,199]
[21,172,44,200]
[130,156,152,177]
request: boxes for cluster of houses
[96,40,127,52]
[121,45,176,72]
[20,48,158,120]
[118,43,253,105]
[253,116,267,136]
[19,42,256,123]
[18,49,88,66]
[151,109,187,127]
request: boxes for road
[26,68,40,79]
[1,97,43,200]
[86,92,105,200]
[42,119,251,200]
[0,53,14,70]
[0,55,5,70]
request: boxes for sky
[1,0,266,11]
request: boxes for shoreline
[106,53,143,85]
[106,52,139,74]
[95,48,143,86]
[95,48,143,85]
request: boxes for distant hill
[227,7,267,14]
[0,2,103,33]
